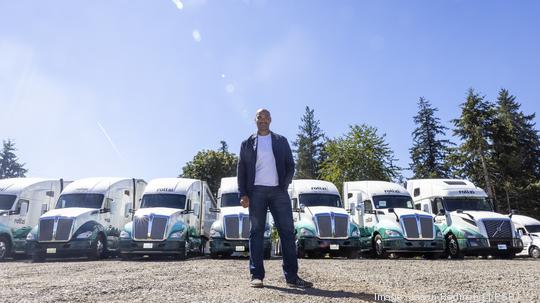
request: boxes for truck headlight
[210,229,222,238]
[299,228,315,237]
[120,230,131,239]
[384,229,402,238]
[351,229,360,237]
[169,230,185,239]
[76,231,93,239]
[436,231,443,238]
[26,232,35,241]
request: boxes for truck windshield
[141,194,186,209]
[0,195,17,210]
[373,195,413,209]
[56,194,105,209]
[299,194,341,208]
[525,225,540,233]
[443,198,492,212]
[221,193,240,207]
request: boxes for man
[237,108,313,289]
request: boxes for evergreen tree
[180,141,238,196]
[452,89,497,206]
[293,106,326,179]
[319,124,401,191]
[492,89,540,214]
[409,97,452,178]
[0,139,28,179]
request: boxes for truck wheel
[0,236,11,261]
[373,235,388,259]
[446,235,463,259]
[530,246,540,259]
[88,234,107,260]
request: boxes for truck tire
[530,246,540,259]
[0,236,11,261]
[446,235,463,259]
[373,234,388,259]
[88,234,107,260]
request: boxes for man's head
[255,108,271,135]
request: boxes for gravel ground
[1,256,538,303]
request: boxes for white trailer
[26,177,147,261]
[119,178,217,259]
[208,177,272,259]
[406,179,523,258]
[290,179,363,258]
[511,214,540,258]
[0,178,67,260]
[343,181,445,258]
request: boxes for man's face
[255,110,271,133]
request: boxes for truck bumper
[458,237,523,255]
[383,238,445,253]
[26,239,95,258]
[119,239,186,255]
[298,237,362,253]
[209,238,271,254]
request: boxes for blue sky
[1,0,539,181]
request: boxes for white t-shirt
[254,134,279,186]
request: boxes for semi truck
[119,178,217,259]
[511,214,540,258]
[209,177,272,259]
[0,178,67,260]
[26,177,147,261]
[344,181,445,258]
[406,179,523,258]
[290,179,363,258]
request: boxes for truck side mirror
[20,201,29,216]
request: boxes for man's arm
[237,141,247,198]
[283,137,295,188]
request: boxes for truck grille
[224,214,250,239]
[401,215,434,239]
[38,217,74,242]
[133,215,168,241]
[315,213,349,239]
[483,219,512,239]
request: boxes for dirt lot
[0,256,538,303]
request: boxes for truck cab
[344,181,445,258]
[0,178,66,260]
[407,179,523,258]
[119,178,216,259]
[26,177,147,261]
[511,214,540,258]
[209,177,272,259]
[290,179,363,258]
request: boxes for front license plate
[46,248,56,254]
[497,244,507,250]
[235,246,245,252]
[330,244,340,250]
[143,243,153,249]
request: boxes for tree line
[181,88,540,218]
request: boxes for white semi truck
[0,178,67,260]
[343,181,445,258]
[26,177,147,261]
[290,179,363,258]
[119,178,217,259]
[406,179,523,258]
[209,177,272,259]
[511,214,540,258]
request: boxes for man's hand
[240,195,250,208]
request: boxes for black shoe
[286,277,313,289]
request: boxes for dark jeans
[249,185,298,282]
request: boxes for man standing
[237,108,313,289]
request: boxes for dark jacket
[237,132,295,197]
